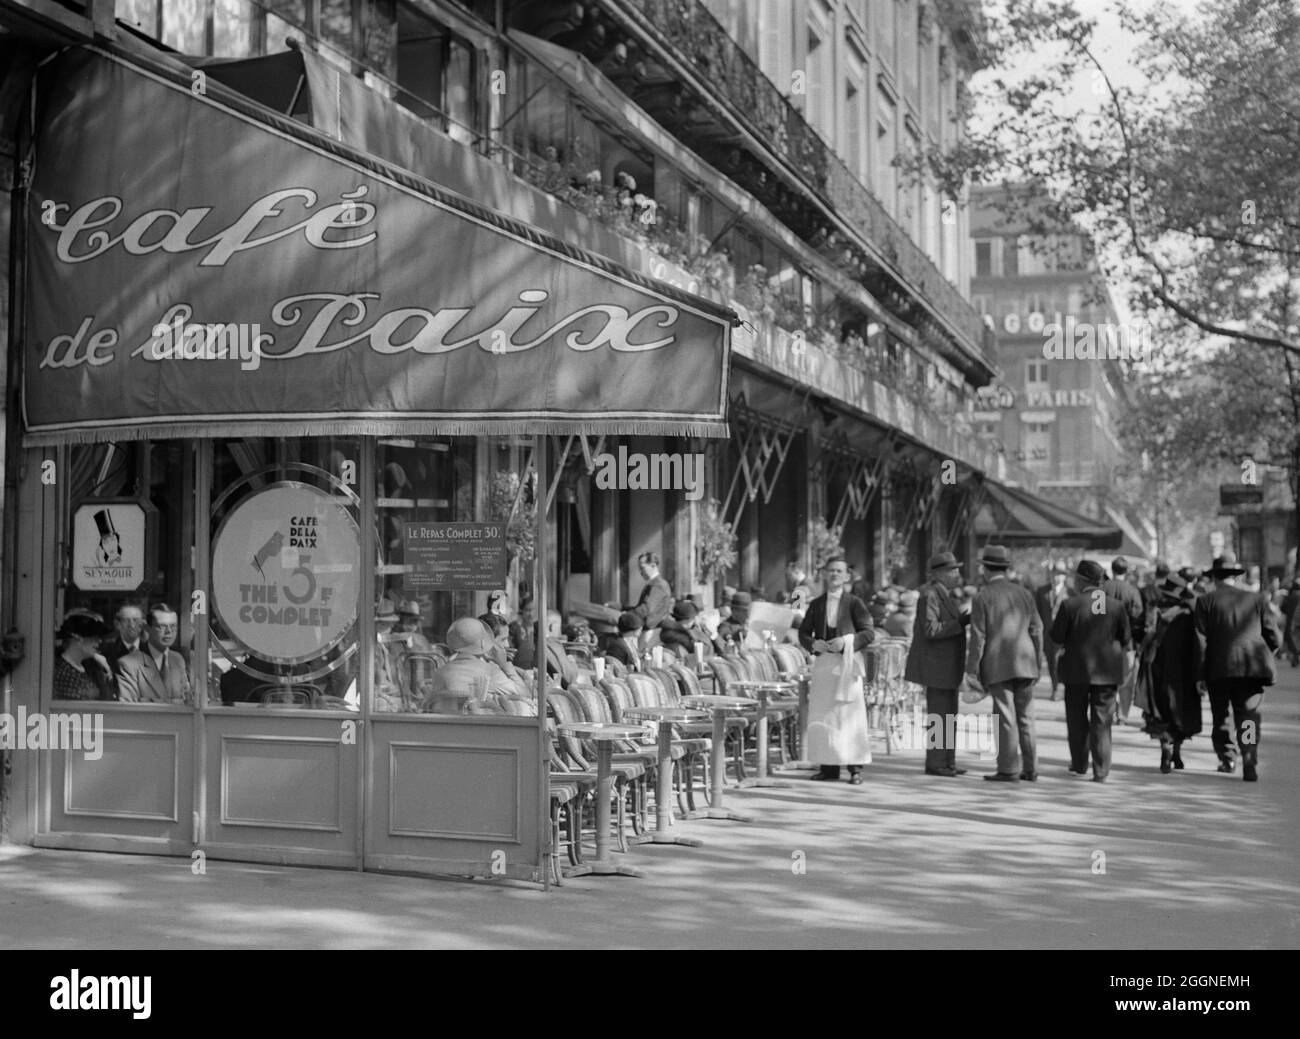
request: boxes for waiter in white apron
[798,556,875,784]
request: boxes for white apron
[804,641,872,766]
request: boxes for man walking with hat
[965,546,1043,781]
[1103,557,1147,723]
[905,551,970,777]
[1051,560,1132,781]
[1034,562,1071,701]
[1193,552,1280,781]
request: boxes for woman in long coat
[1135,574,1203,773]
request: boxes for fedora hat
[1209,552,1246,577]
[445,617,494,657]
[927,551,962,572]
[729,591,752,608]
[397,598,421,618]
[375,597,400,623]
[1157,573,1188,598]
[1075,559,1107,586]
[1049,561,1069,575]
[978,545,1012,570]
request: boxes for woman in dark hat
[53,612,115,701]
[1135,574,1202,772]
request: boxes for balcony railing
[607,0,991,359]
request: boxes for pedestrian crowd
[50,542,1291,786]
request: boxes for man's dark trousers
[925,687,958,771]
[1064,683,1117,777]
[1207,678,1265,768]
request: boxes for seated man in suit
[103,600,147,678]
[117,603,192,705]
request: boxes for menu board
[404,522,507,591]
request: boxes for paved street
[3,668,1297,949]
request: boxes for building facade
[0,0,1025,878]
[968,184,1153,558]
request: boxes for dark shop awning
[23,46,734,444]
[973,480,1124,549]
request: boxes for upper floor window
[1025,359,1050,388]
[805,1,834,141]
[845,44,869,182]
[395,4,478,143]
[898,0,917,97]
[1003,236,1020,277]
[759,0,794,96]
[974,238,997,277]
[878,0,896,71]
[876,96,897,215]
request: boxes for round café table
[680,695,755,822]
[557,721,654,877]
[621,706,712,846]
[730,679,799,787]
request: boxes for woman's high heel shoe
[1171,745,1185,770]
[1160,745,1172,774]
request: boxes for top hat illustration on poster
[93,509,124,566]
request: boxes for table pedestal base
[682,806,753,822]
[564,859,643,878]
[776,759,815,772]
[629,831,703,847]
[737,777,793,789]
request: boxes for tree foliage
[907,0,1300,561]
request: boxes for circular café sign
[211,483,360,665]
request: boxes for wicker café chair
[254,682,323,707]
[671,661,750,780]
[548,686,651,851]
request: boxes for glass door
[363,436,547,882]
[42,440,198,854]
[198,437,364,869]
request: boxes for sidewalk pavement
[3,668,1298,949]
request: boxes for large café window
[54,440,196,705]
[207,437,362,710]
[372,437,538,718]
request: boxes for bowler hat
[397,599,421,618]
[617,610,644,633]
[1075,559,1107,586]
[729,591,752,608]
[1209,552,1246,577]
[927,551,962,572]
[1050,561,1069,575]
[978,545,1012,570]
[445,617,494,656]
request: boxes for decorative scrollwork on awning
[945,477,988,552]
[812,428,895,530]
[720,390,810,529]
